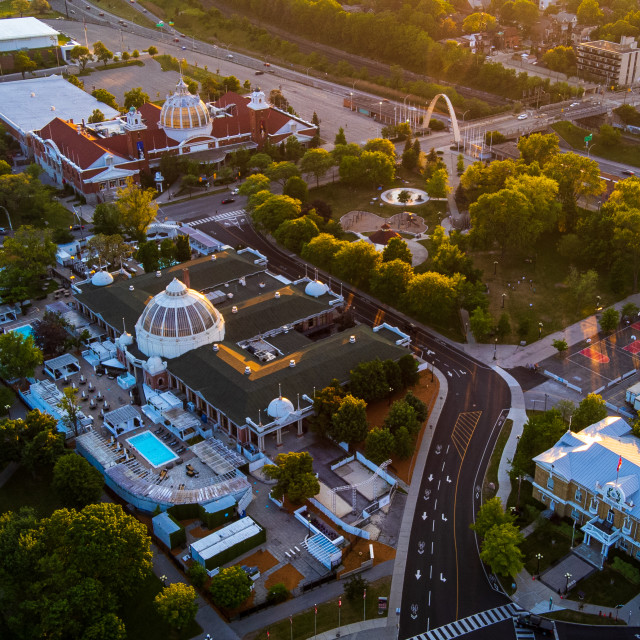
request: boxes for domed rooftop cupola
[159,77,211,143]
[267,394,295,420]
[91,270,114,287]
[134,277,225,359]
[305,279,328,298]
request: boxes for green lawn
[520,523,574,576]
[120,573,202,640]
[546,609,626,625]
[0,465,64,518]
[0,0,62,18]
[470,230,624,345]
[483,419,512,502]
[574,566,639,608]
[247,576,390,640]
[98,0,158,28]
[552,121,640,169]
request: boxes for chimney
[182,267,190,288]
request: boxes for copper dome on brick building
[159,78,211,143]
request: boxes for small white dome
[305,280,328,298]
[146,356,165,374]
[118,331,133,347]
[91,270,114,287]
[267,396,295,419]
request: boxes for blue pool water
[11,324,34,339]
[127,431,178,467]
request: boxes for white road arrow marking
[447,371,453,377]
[446,475,452,483]
[428,473,434,481]
[418,541,425,554]
[410,604,418,620]
[442,513,448,522]
[415,569,422,580]
[440,573,447,582]
[422,512,427,521]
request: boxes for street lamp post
[536,553,543,576]
[501,293,506,308]
[493,338,498,361]
[538,322,543,339]
[493,260,498,275]
[516,475,524,507]
[431,361,434,382]
[564,572,572,594]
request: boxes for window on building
[540,493,546,503]
[547,476,554,490]
[607,510,615,524]
[575,488,582,502]
[620,540,628,551]
[571,508,579,520]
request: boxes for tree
[517,133,560,166]
[154,583,198,629]
[239,173,271,198]
[543,153,604,230]
[384,400,419,436]
[265,161,301,187]
[425,167,450,198]
[263,452,320,504]
[565,266,598,308]
[600,307,620,332]
[13,51,36,78]
[21,423,65,474]
[350,359,389,402]
[612,208,640,292]
[370,259,414,306]
[88,108,105,124]
[59,386,83,437]
[332,240,381,289]
[398,354,420,387]
[402,271,462,325]
[0,331,42,384]
[253,194,301,233]
[147,45,158,56]
[552,338,568,355]
[480,523,524,577]
[12,0,30,16]
[283,175,308,202]
[121,51,130,61]
[469,306,494,342]
[301,148,333,187]
[31,0,50,11]
[462,12,497,33]
[470,497,514,538]
[394,426,413,458]
[301,233,345,271]
[209,566,252,609]
[274,215,319,253]
[32,310,71,357]
[344,574,368,601]
[115,178,158,240]
[136,241,160,273]
[505,174,561,234]
[497,313,511,339]
[334,127,347,145]
[312,380,345,437]
[622,302,640,320]
[91,88,119,110]
[0,409,60,467]
[187,563,208,588]
[68,45,92,71]
[542,46,577,76]
[572,393,607,430]
[52,453,104,509]
[363,138,396,159]
[123,87,150,110]
[365,427,395,465]
[331,395,369,443]
[174,234,191,262]
[577,0,604,24]
[600,124,622,147]
[92,41,113,66]
[457,154,465,175]
[382,237,412,264]
[266,582,289,604]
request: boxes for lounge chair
[168,439,178,447]
[176,458,184,465]
[176,446,186,454]
[186,469,195,477]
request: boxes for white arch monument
[424,93,461,145]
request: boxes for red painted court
[579,347,610,364]
[623,341,640,355]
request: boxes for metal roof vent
[232,306,238,314]
[213,343,219,352]
[289,359,296,367]
[211,254,216,260]
[244,366,251,375]
[275,291,281,299]
[349,335,356,343]
[259,282,265,288]
[129,285,135,291]
[227,292,234,299]
[155,270,161,277]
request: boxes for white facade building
[0,17,58,52]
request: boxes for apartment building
[577,36,640,86]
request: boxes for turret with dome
[159,77,211,143]
[135,277,224,359]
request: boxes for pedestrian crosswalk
[186,209,246,226]
[410,603,523,640]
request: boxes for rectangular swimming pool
[127,431,179,468]
[10,324,34,339]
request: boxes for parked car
[231,188,240,195]
[221,198,235,204]
[517,113,528,120]
[623,170,635,176]
[515,613,554,636]
[227,54,233,59]
[570,102,580,107]
[255,70,264,75]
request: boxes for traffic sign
[584,133,593,142]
